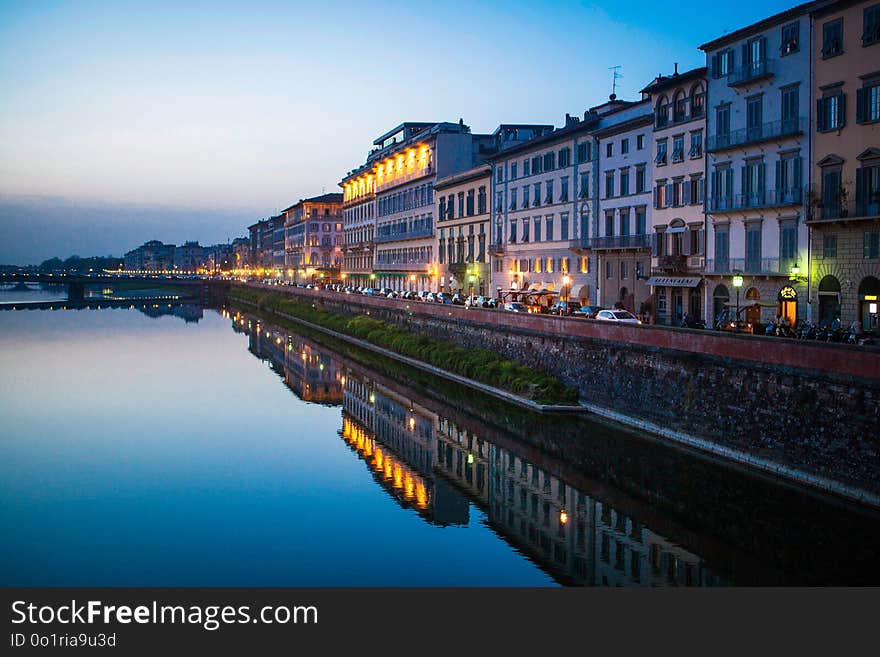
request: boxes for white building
[701,3,812,327]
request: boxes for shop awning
[645,276,701,288]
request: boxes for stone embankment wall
[233,283,880,502]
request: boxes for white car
[595,309,641,324]
[503,302,528,313]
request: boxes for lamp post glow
[732,272,743,331]
[562,274,571,302]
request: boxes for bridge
[0,272,218,301]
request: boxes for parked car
[503,302,528,313]
[595,309,641,324]
[573,305,606,319]
[551,301,582,316]
[451,294,466,305]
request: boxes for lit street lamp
[562,274,571,302]
[732,271,744,332]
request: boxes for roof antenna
[609,65,622,100]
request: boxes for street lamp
[562,274,571,302]
[409,273,416,293]
[732,271,744,331]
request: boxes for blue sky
[0,0,797,263]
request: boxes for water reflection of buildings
[229,307,727,586]
[137,303,203,323]
[231,311,343,405]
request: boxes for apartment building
[340,164,376,286]
[283,193,343,284]
[641,66,708,325]
[595,103,654,315]
[435,164,491,296]
[809,0,880,330]
[701,3,813,327]
[172,241,205,273]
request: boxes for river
[1,300,878,586]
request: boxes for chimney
[674,62,679,75]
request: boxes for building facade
[701,4,813,328]
[247,218,278,274]
[173,241,205,273]
[123,240,175,272]
[434,165,491,296]
[642,66,708,325]
[340,164,376,287]
[809,0,880,330]
[595,105,654,315]
[283,193,344,284]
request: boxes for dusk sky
[0,0,795,264]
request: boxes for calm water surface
[1,303,878,586]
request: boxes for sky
[0,0,797,264]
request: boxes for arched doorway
[777,285,798,326]
[576,285,591,305]
[712,284,729,325]
[618,286,631,312]
[858,276,880,331]
[688,286,702,322]
[745,287,761,326]
[817,275,841,325]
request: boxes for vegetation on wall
[229,287,579,406]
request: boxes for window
[619,208,630,236]
[620,170,629,196]
[496,166,504,182]
[858,163,880,216]
[672,135,685,162]
[621,138,629,155]
[606,142,613,157]
[577,141,591,163]
[712,49,734,78]
[776,156,802,201]
[559,147,571,168]
[580,256,589,273]
[746,223,762,272]
[780,221,797,268]
[546,215,554,241]
[522,218,530,243]
[743,160,766,204]
[523,159,531,177]
[781,21,799,56]
[534,217,542,242]
[655,140,668,166]
[715,228,730,272]
[865,232,880,258]
[865,4,880,45]
[466,189,475,216]
[636,167,646,193]
[532,156,543,174]
[560,177,569,202]
[605,210,614,237]
[620,261,628,279]
[533,182,541,206]
[823,234,838,259]
[689,131,703,158]
[478,186,487,214]
[635,208,646,235]
[636,134,645,150]
[522,185,530,209]
[510,220,517,243]
[605,172,615,198]
[560,213,569,240]
[510,162,518,180]
[655,181,667,209]
[822,19,843,58]
[545,180,553,204]
[606,261,613,279]
[818,90,846,131]
[781,85,799,130]
[509,188,518,211]
[579,172,590,198]
[746,96,763,139]
[857,80,880,124]
[544,152,556,171]
[458,192,465,217]
[716,104,731,141]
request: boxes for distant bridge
[0,272,218,301]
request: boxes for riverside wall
[232,282,880,500]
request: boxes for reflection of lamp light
[559,509,569,525]
[467,453,474,465]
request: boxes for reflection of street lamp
[409,273,416,293]
[732,271,743,330]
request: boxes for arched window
[746,287,760,300]
[656,95,669,126]
[818,275,841,325]
[673,90,686,122]
[669,218,685,255]
[690,83,705,117]
[713,284,729,324]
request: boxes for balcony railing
[571,234,652,250]
[373,225,434,243]
[808,199,880,222]
[706,117,804,152]
[373,259,432,271]
[375,166,434,193]
[657,254,688,272]
[705,257,782,275]
[728,59,774,86]
[707,187,804,213]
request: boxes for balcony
[373,259,432,271]
[373,226,434,243]
[707,187,804,213]
[571,234,652,250]
[375,166,434,193]
[489,242,505,255]
[807,199,880,223]
[705,257,782,275]
[727,59,774,87]
[706,118,804,153]
[657,254,688,272]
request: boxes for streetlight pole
[732,271,743,332]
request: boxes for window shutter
[760,37,767,61]
[741,44,749,67]
[817,99,826,131]
[837,94,846,128]
[710,171,718,201]
[652,233,660,257]
[654,185,661,209]
[758,162,766,197]
[793,157,802,193]
[699,178,705,203]
[856,167,865,209]
[856,88,865,124]
[775,160,782,193]
[725,169,734,200]
[698,229,705,255]
[666,183,674,207]
[711,53,719,78]
[741,166,748,196]
[683,180,691,205]
[683,230,692,256]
